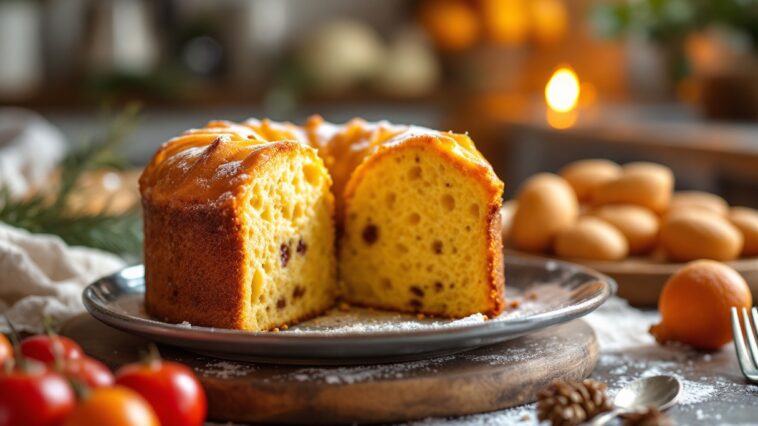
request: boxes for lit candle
[545,66,580,129]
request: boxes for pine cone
[622,407,674,426]
[537,379,612,426]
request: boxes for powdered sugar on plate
[285,309,487,334]
[282,283,571,335]
[108,284,566,336]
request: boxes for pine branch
[0,105,143,260]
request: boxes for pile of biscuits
[503,159,758,262]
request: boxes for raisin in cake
[140,117,505,330]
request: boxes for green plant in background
[592,0,758,48]
[0,105,143,260]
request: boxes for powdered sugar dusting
[600,352,716,405]
[409,405,538,426]
[584,297,658,351]
[197,361,256,379]
[276,356,456,385]
[460,335,563,366]
[462,351,538,366]
[266,339,567,386]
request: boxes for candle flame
[545,66,580,113]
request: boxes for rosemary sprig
[0,105,143,260]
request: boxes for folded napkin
[0,223,124,334]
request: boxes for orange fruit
[650,260,752,350]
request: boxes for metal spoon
[590,375,682,426]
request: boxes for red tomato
[62,386,159,426]
[116,360,206,426]
[62,357,114,389]
[20,335,83,364]
[0,334,11,366]
[0,364,76,426]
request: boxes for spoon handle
[590,408,624,426]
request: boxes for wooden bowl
[505,248,758,307]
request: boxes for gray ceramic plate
[82,256,615,365]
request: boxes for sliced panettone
[140,123,337,331]
[140,117,505,330]
[338,132,505,317]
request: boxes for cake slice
[141,117,505,330]
[140,122,336,331]
[338,131,505,317]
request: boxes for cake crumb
[339,302,351,312]
[272,327,280,333]
[525,291,538,301]
[508,299,522,309]
[416,313,426,320]
[281,324,289,330]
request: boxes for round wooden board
[505,249,758,307]
[62,314,597,424]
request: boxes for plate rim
[82,256,616,347]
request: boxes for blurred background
[1,0,757,206]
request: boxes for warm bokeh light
[482,0,530,45]
[579,82,597,106]
[531,0,568,46]
[545,66,580,113]
[546,107,578,129]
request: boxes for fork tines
[731,306,758,382]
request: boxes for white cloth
[0,107,122,333]
[0,223,124,333]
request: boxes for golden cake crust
[142,138,335,330]
[143,200,247,329]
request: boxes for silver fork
[731,306,758,382]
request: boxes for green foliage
[0,105,143,261]
[592,0,758,47]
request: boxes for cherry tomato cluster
[0,332,206,426]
